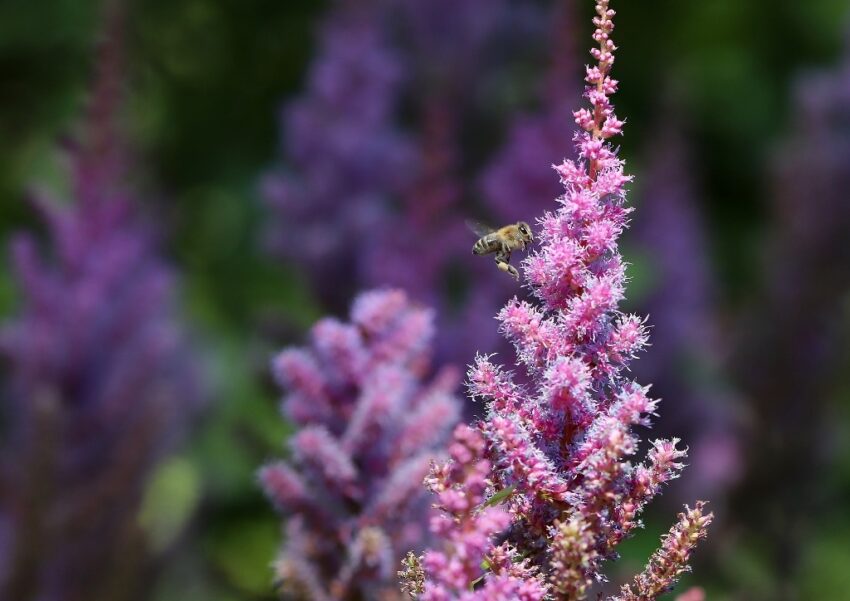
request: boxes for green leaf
[138,456,201,553]
[480,484,516,509]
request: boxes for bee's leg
[495,250,519,280]
[498,262,519,279]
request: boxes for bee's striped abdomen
[472,233,501,255]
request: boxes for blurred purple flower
[0,5,201,600]
[259,289,461,600]
[262,0,580,369]
[479,0,581,225]
[730,31,850,582]
[396,0,504,89]
[411,3,712,598]
[674,587,706,601]
[260,1,415,309]
[629,116,742,502]
[360,97,508,367]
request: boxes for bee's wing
[465,219,495,238]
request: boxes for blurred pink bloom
[260,289,461,599]
[675,586,706,601]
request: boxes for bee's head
[518,221,533,242]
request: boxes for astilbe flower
[418,424,548,601]
[0,4,200,600]
[259,289,461,600]
[410,2,711,599]
[261,0,415,309]
[611,502,712,600]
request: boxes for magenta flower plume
[417,424,548,600]
[409,2,712,599]
[260,289,461,600]
[611,502,712,601]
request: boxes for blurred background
[1,0,850,599]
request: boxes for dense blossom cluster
[612,503,713,600]
[411,2,711,599]
[419,425,548,600]
[260,289,461,600]
[0,5,200,599]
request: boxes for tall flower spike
[415,2,711,599]
[610,502,713,601]
[260,289,461,600]
[260,2,415,310]
[0,3,202,600]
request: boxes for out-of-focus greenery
[2,1,850,600]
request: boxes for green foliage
[799,523,850,598]
[139,457,202,553]
[206,517,280,596]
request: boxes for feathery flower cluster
[612,502,712,600]
[419,424,548,600]
[0,6,200,599]
[260,289,461,600]
[411,2,711,598]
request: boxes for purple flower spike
[419,425,549,601]
[409,2,712,598]
[260,289,461,600]
[0,4,201,599]
[260,4,415,308]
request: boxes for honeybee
[468,220,534,280]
